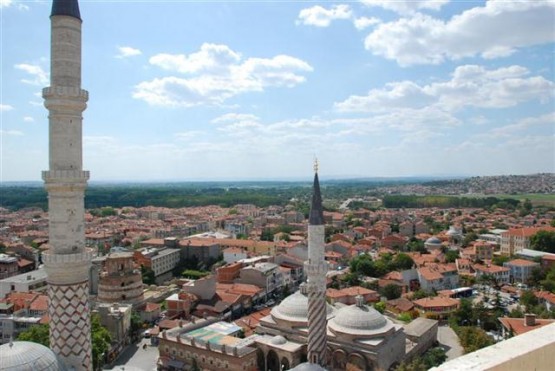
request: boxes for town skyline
[1,0,554,182]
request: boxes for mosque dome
[271,290,334,323]
[290,363,328,371]
[425,237,442,245]
[446,226,462,236]
[328,296,393,336]
[270,335,287,345]
[0,341,67,371]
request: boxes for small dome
[271,290,334,323]
[0,341,67,371]
[329,303,393,335]
[290,363,327,371]
[425,237,442,245]
[446,226,462,236]
[270,335,287,345]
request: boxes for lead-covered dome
[0,341,67,371]
[425,236,442,245]
[328,300,393,336]
[271,290,334,323]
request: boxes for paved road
[437,325,464,361]
[105,338,158,371]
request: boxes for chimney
[524,313,536,326]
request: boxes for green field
[460,193,555,207]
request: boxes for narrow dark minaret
[42,1,93,369]
[305,160,328,366]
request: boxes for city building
[157,319,258,371]
[503,259,540,283]
[0,268,48,299]
[97,252,144,304]
[133,247,180,284]
[500,226,555,256]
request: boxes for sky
[1,0,554,182]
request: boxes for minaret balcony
[43,170,90,182]
[43,86,88,100]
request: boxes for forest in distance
[1,177,553,212]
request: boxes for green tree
[530,231,555,253]
[17,323,49,346]
[455,326,494,353]
[451,298,474,326]
[374,301,386,314]
[141,265,156,285]
[462,232,478,247]
[520,290,539,310]
[91,314,112,371]
[393,253,415,270]
[445,249,460,263]
[380,284,402,300]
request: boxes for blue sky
[1,0,554,181]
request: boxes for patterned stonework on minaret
[305,162,328,367]
[42,1,93,369]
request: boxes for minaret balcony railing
[42,170,90,181]
[43,86,88,100]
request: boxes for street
[105,338,158,371]
[437,325,464,361]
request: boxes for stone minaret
[42,1,93,369]
[305,160,328,366]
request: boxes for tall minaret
[42,1,93,370]
[305,160,328,366]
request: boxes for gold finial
[313,157,319,173]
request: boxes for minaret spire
[51,0,81,20]
[305,159,328,366]
[42,0,93,369]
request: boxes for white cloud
[486,112,555,138]
[134,44,312,107]
[361,0,449,15]
[150,43,241,74]
[174,131,204,140]
[364,1,555,66]
[14,63,48,86]
[335,65,554,112]
[0,104,14,111]
[353,17,381,30]
[116,46,142,59]
[23,116,34,122]
[297,4,352,27]
[211,113,260,124]
[0,0,12,8]
[0,130,23,136]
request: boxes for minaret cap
[51,0,81,20]
[309,159,324,225]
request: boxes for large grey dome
[0,341,67,371]
[271,290,334,323]
[329,303,393,335]
[425,236,442,245]
[290,363,327,371]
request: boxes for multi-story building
[474,264,510,285]
[95,303,132,361]
[134,247,180,284]
[503,259,540,284]
[0,268,47,299]
[0,254,18,279]
[500,227,555,256]
[236,262,284,296]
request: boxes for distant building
[503,259,540,283]
[0,268,47,299]
[134,247,180,284]
[500,227,555,256]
